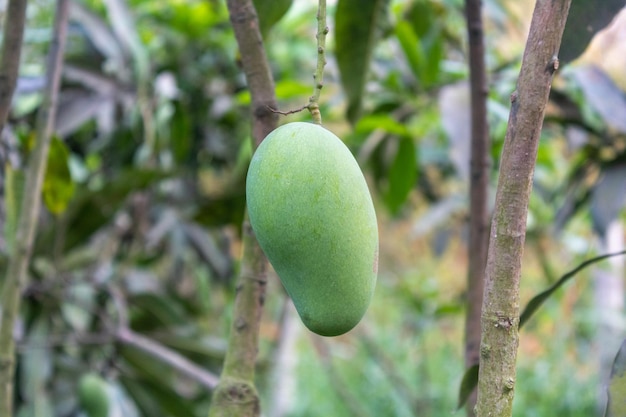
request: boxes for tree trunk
[208,0,278,416]
[475,1,571,416]
[464,0,490,413]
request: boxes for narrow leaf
[457,364,479,410]
[42,136,76,215]
[457,250,626,409]
[606,339,626,417]
[4,164,25,254]
[335,0,390,123]
[560,0,625,64]
[394,20,425,87]
[384,136,417,214]
[253,0,293,37]
[519,250,626,328]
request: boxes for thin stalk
[307,0,328,124]
[475,1,571,416]
[464,0,490,414]
[0,0,28,137]
[208,0,278,415]
[0,0,70,414]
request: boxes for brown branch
[0,0,70,414]
[208,0,278,416]
[475,1,571,416]
[115,327,220,389]
[0,0,28,137]
[464,0,490,414]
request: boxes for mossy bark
[208,0,277,416]
[475,1,571,416]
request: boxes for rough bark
[0,0,70,414]
[0,0,28,137]
[208,1,278,416]
[475,1,571,416]
[464,0,490,414]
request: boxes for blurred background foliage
[1,0,626,415]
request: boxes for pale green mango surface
[246,122,378,336]
[78,373,110,417]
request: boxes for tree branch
[0,0,28,137]
[0,0,70,414]
[115,327,220,389]
[475,1,571,416]
[208,0,278,415]
[307,0,328,124]
[464,0,490,414]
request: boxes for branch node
[266,104,308,116]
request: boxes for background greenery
[2,0,626,415]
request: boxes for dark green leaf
[129,293,189,331]
[253,0,293,37]
[394,20,424,87]
[384,136,417,214]
[43,136,76,215]
[120,373,197,417]
[335,0,391,123]
[56,169,172,252]
[560,0,625,64]
[4,164,25,254]
[519,250,626,328]
[457,364,479,410]
[396,1,445,88]
[170,101,192,164]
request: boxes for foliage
[2,0,626,415]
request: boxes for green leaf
[42,136,76,215]
[607,340,626,416]
[46,168,172,252]
[253,0,293,37]
[519,250,626,328]
[606,339,626,417]
[560,0,625,64]
[120,360,197,416]
[396,0,446,88]
[355,113,410,136]
[335,0,391,123]
[170,101,192,164]
[4,164,25,254]
[395,20,425,85]
[456,250,626,409]
[456,364,479,410]
[384,136,417,214]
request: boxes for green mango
[77,373,110,417]
[246,122,378,336]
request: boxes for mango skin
[77,373,110,417]
[246,122,378,336]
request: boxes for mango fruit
[77,373,110,417]
[246,122,378,336]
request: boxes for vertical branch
[307,0,328,125]
[0,0,28,137]
[475,1,571,416]
[463,0,490,414]
[0,0,70,414]
[208,0,278,416]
